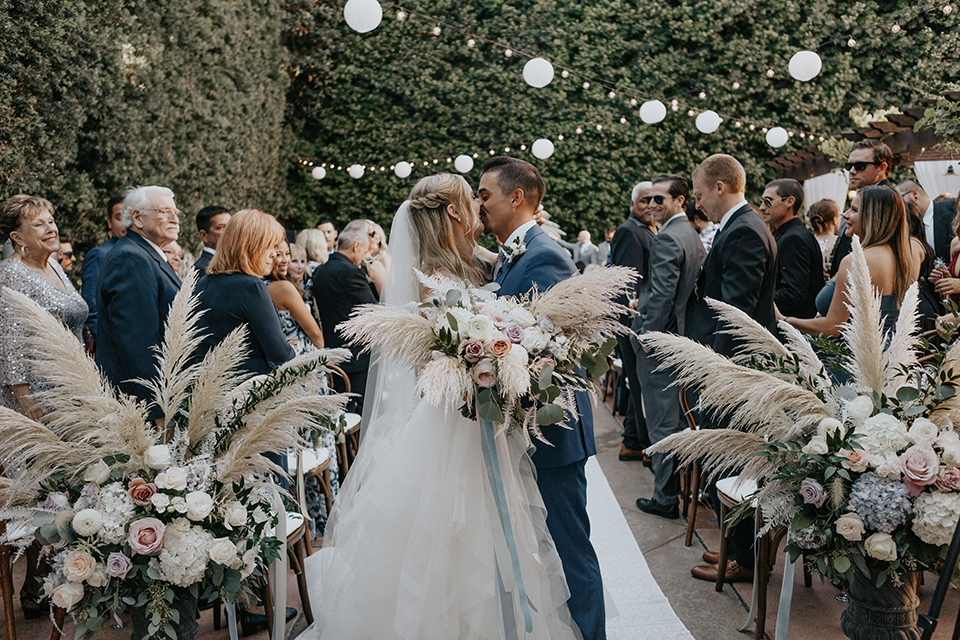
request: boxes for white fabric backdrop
[802,171,849,213]
[914,160,960,200]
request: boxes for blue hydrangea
[846,471,912,533]
[789,522,825,550]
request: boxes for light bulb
[504,147,510,152]
[671,99,679,111]
[561,69,569,78]
[575,127,583,134]
[423,161,429,166]
[749,124,756,131]
[432,25,441,36]
[504,49,513,57]
[630,98,638,106]
[687,109,695,117]
[446,157,451,163]
[766,68,775,78]
[520,144,527,150]
[891,21,901,33]
[489,149,495,155]
[761,127,768,133]
[472,153,478,158]
[735,121,742,127]
[467,38,476,47]
[847,37,856,47]
[733,81,741,89]
[557,134,564,140]
[608,90,616,98]
[396,10,406,20]
[596,124,603,131]
[698,91,706,99]
[582,82,590,89]
[945,2,953,14]
[620,116,627,124]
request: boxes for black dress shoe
[636,497,680,520]
[238,607,298,636]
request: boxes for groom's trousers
[537,459,606,640]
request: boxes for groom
[478,156,606,640]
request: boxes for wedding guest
[311,222,376,413]
[360,219,389,297]
[0,194,87,618]
[163,240,183,273]
[317,218,338,252]
[57,236,75,271]
[96,186,182,422]
[931,200,960,310]
[610,181,655,461]
[555,229,601,271]
[760,179,824,319]
[81,188,130,345]
[903,201,945,332]
[267,239,324,354]
[193,205,231,275]
[288,242,309,289]
[686,200,717,252]
[296,228,328,276]
[897,180,957,264]
[808,199,841,273]
[598,227,615,265]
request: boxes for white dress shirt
[503,219,539,249]
[923,200,935,251]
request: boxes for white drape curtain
[802,171,849,214]
[913,161,960,200]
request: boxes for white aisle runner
[586,457,694,640]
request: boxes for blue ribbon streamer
[480,418,534,634]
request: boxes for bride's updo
[407,173,484,285]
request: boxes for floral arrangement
[648,237,960,588]
[340,267,633,440]
[0,272,349,639]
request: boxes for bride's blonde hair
[407,173,484,285]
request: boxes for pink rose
[127,478,157,507]
[900,444,940,496]
[799,477,827,508]
[840,449,870,473]
[461,340,485,363]
[503,323,525,344]
[486,337,512,359]
[936,467,960,492]
[472,359,497,388]
[128,517,165,556]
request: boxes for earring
[18,244,29,257]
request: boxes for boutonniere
[503,237,527,265]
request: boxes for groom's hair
[480,157,545,208]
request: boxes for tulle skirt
[301,398,581,640]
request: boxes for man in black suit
[898,180,957,264]
[760,179,824,319]
[311,220,376,412]
[610,181,656,461]
[688,154,778,585]
[829,139,893,277]
[193,206,231,275]
[96,186,182,423]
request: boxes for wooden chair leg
[755,533,770,640]
[803,562,812,588]
[681,465,691,519]
[320,467,333,516]
[261,574,275,635]
[1,541,15,640]
[716,501,730,593]
[289,539,314,625]
[50,607,66,640]
[684,460,700,547]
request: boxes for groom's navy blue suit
[495,224,606,640]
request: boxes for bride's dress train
[301,395,581,640]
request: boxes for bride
[301,173,581,639]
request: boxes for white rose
[847,395,875,423]
[62,550,96,582]
[835,512,865,541]
[239,546,259,579]
[185,491,214,521]
[222,502,247,530]
[82,460,110,485]
[155,467,188,491]
[252,507,270,524]
[508,306,536,328]
[520,326,549,352]
[51,582,85,611]
[801,435,829,455]
[151,493,171,513]
[86,563,109,588]
[817,418,845,439]
[144,445,172,470]
[465,314,493,341]
[938,431,960,466]
[171,497,188,513]
[209,538,239,567]
[864,532,898,562]
[909,418,940,445]
[72,509,103,537]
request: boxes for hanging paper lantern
[695,110,722,134]
[766,127,789,148]
[394,161,412,178]
[454,155,474,173]
[522,58,555,88]
[311,167,326,180]
[531,139,555,159]
[348,164,365,179]
[343,0,382,33]
[788,51,822,82]
[639,100,667,124]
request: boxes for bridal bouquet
[649,238,960,588]
[340,267,633,441]
[0,272,349,639]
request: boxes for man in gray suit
[555,229,601,270]
[632,174,706,519]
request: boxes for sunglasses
[60,251,74,258]
[761,196,781,207]
[844,161,881,172]
[642,195,670,205]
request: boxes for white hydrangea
[912,491,960,546]
[870,452,904,480]
[97,482,136,545]
[846,395,876,424]
[149,518,212,587]
[854,414,911,458]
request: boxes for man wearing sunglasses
[828,139,893,277]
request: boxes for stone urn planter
[840,571,921,640]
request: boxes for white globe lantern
[394,161,412,178]
[454,155,474,173]
[311,166,326,180]
[348,164,365,179]
[531,139,555,159]
[695,110,722,134]
[766,127,789,148]
[522,58,554,88]
[343,0,382,33]
[788,50,822,82]
[639,100,667,124]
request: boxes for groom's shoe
[702,550,720,565]
[636,498,680,520]
[691,560,754,583]
[619,444,646,461]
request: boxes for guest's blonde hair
[407,173,484,285]
[208,209,284,276]
[296,228,327,264]
[693,154,746,193]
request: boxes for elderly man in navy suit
[479,156,605,640]
[96,186,182,423]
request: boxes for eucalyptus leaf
[537,403,565,426]
[895,386,920,402]
[833,556,851,573]
[445,289,462,306]
[479,401,504,424]
[446,312,458,332]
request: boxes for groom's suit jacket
[495,224,595,470]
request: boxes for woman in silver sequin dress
[0,194,88,618]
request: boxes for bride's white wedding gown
[301,394,581,640]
